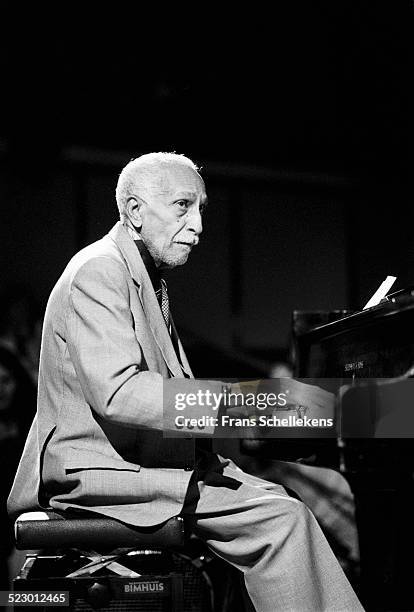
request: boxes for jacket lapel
[170,315,193,378]
[108,222,184,378]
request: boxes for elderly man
[8,153,363,611]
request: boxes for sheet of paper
[363,275,397,309]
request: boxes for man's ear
[125,195,143,229]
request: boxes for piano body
[295,294,414,380]
[292,293,414,610]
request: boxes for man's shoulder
[43,229,132,327]
[69,233,124,273]
[54,230,130,296]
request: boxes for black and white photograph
[0,4,413,610]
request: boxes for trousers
[182,457,364,612]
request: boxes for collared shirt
[134,239,162,296]
[133,239,170,332]
[133,237,189,367]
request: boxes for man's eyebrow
[173,191,198,199]
[172,191,208,205]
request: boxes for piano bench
[14,510,185,552]
[13,511,186,611]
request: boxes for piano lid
[294,290,414,379]
[297,291,414,343]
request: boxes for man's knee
[263,496,313,539]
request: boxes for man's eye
[175,200,190,209]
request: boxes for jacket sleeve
[66,256,221,433]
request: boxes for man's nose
[186,207,203,235]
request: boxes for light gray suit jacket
[8,223,221,526]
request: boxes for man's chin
[160,254,190,269]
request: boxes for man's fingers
[225,379,335,415]
[282,379,335,410]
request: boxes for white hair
[115,152,200,221]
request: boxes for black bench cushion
[15,511,185,551]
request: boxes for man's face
[137,164,207,268]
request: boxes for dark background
[1,4,414,609]
[0,2,413,371]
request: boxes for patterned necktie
[159,278,170,330]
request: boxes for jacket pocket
[64,447,140,474]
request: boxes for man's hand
[277,378,335,419]
[227,378,335,420]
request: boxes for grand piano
[291,291,414,611]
